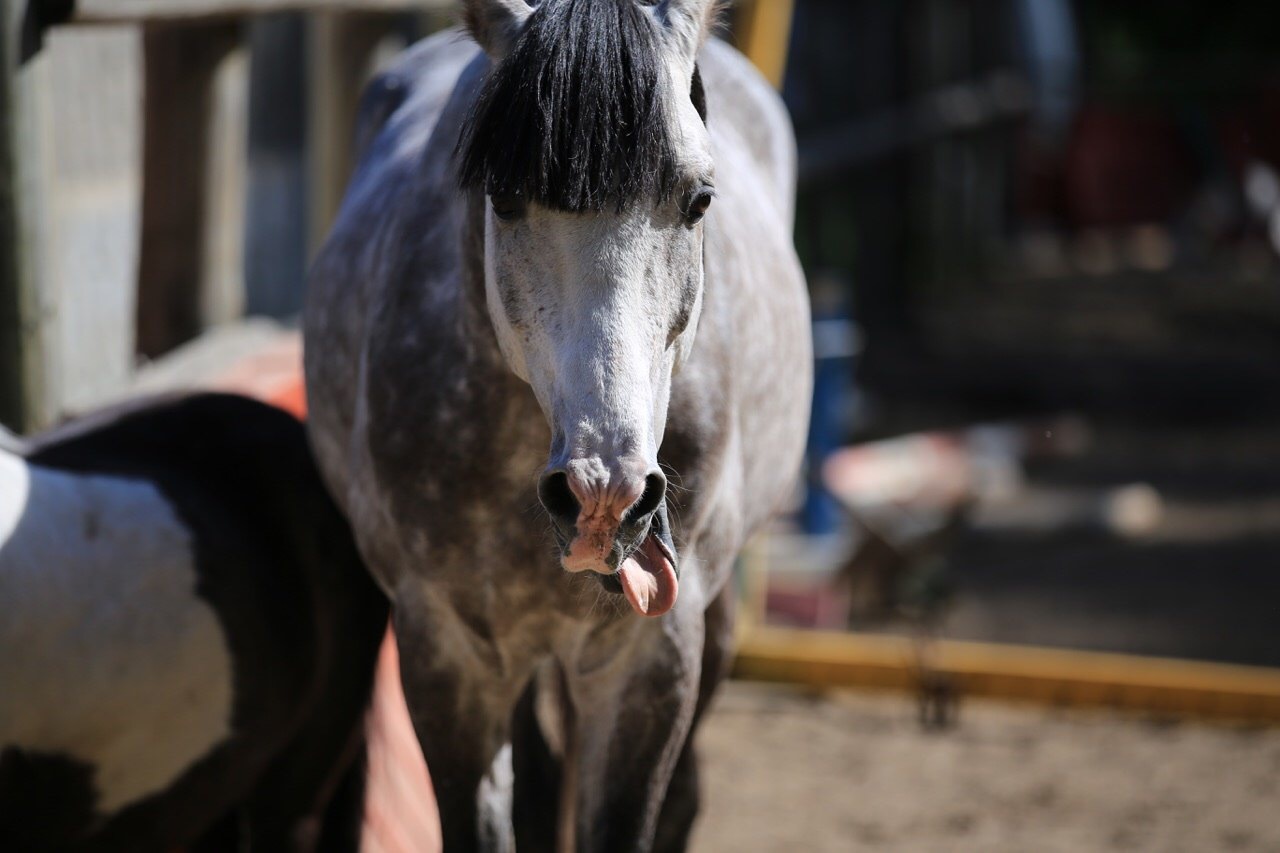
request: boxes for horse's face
[462,0,718,616]
[484,160,712,595]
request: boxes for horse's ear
[463,0,533,60]
[656,0,721,60]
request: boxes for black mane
[457,0,681,213]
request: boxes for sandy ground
[692,682,1280,853]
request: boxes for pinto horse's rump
[0,393,388,852]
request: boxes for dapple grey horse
[305,0,811,849]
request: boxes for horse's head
[459,0,718,616]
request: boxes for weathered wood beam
[135,21,240,358]
[0,1,49,431]
[308,11,398,253]
[72,0,450,24]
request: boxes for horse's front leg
[652,581,737,852]
[567,605,704,853]
[394,596,525,853]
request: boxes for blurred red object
[1063,106,1197,228]
[360,629,442,853]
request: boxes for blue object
[802,315,859,535]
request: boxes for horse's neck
[456,188,506,368]
[390,181,505,370]
[373,187,546,476]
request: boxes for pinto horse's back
[0,393,387,852]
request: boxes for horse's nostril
[626,472,667,524]
[538,470,580,527]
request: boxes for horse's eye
[683,186,714,227]
[491,193,526,222]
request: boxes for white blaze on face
[473,0,717,618]
[484,196,705,466]
[478,14,715,448]
[0,452,236,816]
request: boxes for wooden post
[202,43,250,327]
[244,13,307,319]
[307,11,397,253]
[0,1,49,431]
[135,21,239,359]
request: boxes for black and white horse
[0,393,388,852]
[305,1,812,849]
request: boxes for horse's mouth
[614,526,678,617]
[589,505,679,618]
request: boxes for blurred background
[773,0,1280,665]
[4,1,1280,850]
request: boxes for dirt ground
[692,682,1280,852]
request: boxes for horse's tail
[238,405,390,850]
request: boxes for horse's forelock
[456,0,682,213]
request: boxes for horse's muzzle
[537,462,666,569]
[538,465,680,615]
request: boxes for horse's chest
[0,458,235,817]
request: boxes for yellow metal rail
[735,0,795,89]
[735,627,1280,725]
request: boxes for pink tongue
[617,534,678,617]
